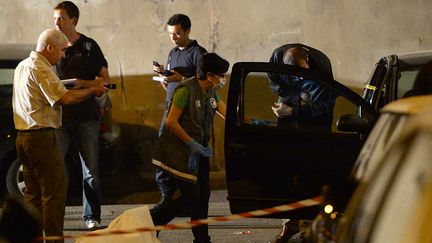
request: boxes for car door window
[242,71,369,134]
[397,69,419,98]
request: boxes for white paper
[60,78,77,85]
[152,76,166,83]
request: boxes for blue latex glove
[251,118,271,126]
[188,154,199,171]
[187,139,213,157]
[202,146,213,157]
[187,139,205,154]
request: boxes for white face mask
[215,77,226,89]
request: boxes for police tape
[39,196,323,241]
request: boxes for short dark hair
[197,53,230,80]
[54,1,80,25]
[167,14,191,31]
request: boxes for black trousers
[151,156,211,243]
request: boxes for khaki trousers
[16,129,67,243]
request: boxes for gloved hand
[251,118,271,126]
[271,103,293,118]
[300,92,311,106]
[187,139,213,157]
[188,154,199,171]
[187,139,205,154]
[201,146,213,157]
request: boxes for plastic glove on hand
[187,139,205,155]
[251,118,271,126]
[272,103,293,118]
[202,147,213,157]
[300,92,311,106]
[188,154,199,171]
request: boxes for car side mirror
[336,114,371,134]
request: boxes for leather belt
[18,127,55,133]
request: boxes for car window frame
[226,62,378,132]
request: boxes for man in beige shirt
[12,29,107,242]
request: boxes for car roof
[0,44,35,61]
[381,95,432,115]
[397,50,432,68]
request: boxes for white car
[336,95,432,242]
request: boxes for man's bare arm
[56,84,108,105]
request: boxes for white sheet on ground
[76,205,161,243]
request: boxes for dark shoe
[272,220,299,243]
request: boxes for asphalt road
[63,189,283,243]
[0,172,284,242]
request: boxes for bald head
[36,29,70,52]
[283,47,309,69]
[35,29,71,65]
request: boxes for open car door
[224,62,378,219]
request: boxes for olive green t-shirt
[172,86,221,109]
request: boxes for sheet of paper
[152,76,166,82]
[60,78,77,85]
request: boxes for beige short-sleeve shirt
[12,51,68,130]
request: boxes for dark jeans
[151,156,211,243]
[58,121,101,222]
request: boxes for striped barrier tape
[39,196,323,241]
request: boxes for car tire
[6,158,72,201]
[6,158,25,199]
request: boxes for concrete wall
[2,0,432,85]
[2,0,432,171]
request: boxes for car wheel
[6,159,25,199]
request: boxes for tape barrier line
[39,196,323,241]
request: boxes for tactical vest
[153,78,218,182]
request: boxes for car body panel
[306,96,432,243]
[337,96,432,242]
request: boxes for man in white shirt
[13,29,107,242]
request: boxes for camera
[104,84,116,89]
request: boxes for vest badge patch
[210,98,217,109]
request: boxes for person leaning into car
[269,46,336,132]
[268,45,336,243]
[151,53,229,243]
[12,29,107,243]
[53,1,112,229]
[152,13,207,213]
